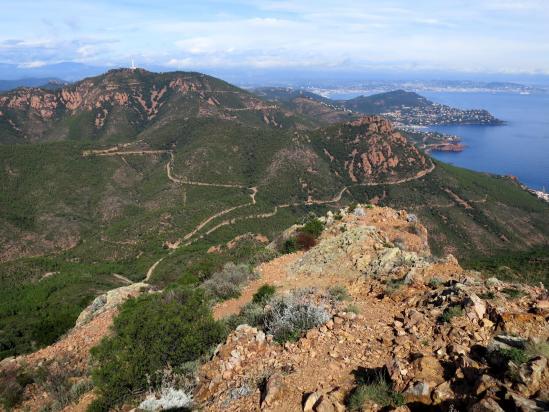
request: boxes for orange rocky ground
[198,206,549,411]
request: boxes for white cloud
[1,0,548,75]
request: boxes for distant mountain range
[0,78,69,92]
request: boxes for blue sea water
[422,92,549,191]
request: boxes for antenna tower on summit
[131,59,137,70]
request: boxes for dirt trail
[353,161,435,187]
[82,146,435,282]
[166,152,247,188]
[145,257,164,282]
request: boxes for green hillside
[0,69,312,144]
[340,89,431,113]
[1,70,548,360]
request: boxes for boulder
[409,355,445,386]
[431,381,454,404]
[303,391,321,411]
[76,282,149,326]
[465,293,487,320]
[404,381,431,404]
[315,395,336,412]
[506,391,547,411]
[261,373,285,409]
[517,357,547,396]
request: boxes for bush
[346,304,360,314]
[201,263,257,302]
[408,222,422,236]
[439,305,463,323]
[328,285,351,301]
[36,363,73,408]
[301,217,325,238]
[428,278,442,288]
[90,288,225,410]
[478,291,495,300]
[263,293,329,343]
[139,387,193,411]
[347,202,358,213]
[253,284,276,305]
[283,238,298,254]
[224,302,265,330]
[347,374,404,410]
[502,288,526,299]
[282,232,317,253]
[498,347,529,365]
[247,248,279,266]
[0,367,29,410]
[384,278,405,294]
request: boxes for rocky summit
[0,69,299,143]
[2,205,547,411]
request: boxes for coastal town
[382,103,503,126]
[528,187,549,203]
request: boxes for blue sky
[2,0,549,75]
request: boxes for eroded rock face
[75,282,150,326]
[312,116,432,184]
[0,68,293,142]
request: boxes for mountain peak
[0,69,302,143]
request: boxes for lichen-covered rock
[76,282,149,326]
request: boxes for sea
[423,92,549,191]
[330,90,549,191]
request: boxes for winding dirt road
[84,146,434,281]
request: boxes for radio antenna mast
[131,58,137,70]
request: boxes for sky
[1,0,549,77]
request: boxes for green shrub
[252,284,276,305]
[440,305,463,323]
[347,378,404,410]
[347,202,358,213]
[384,278,405,294]
[201,263,257,302]
[283,238,298,254]
[502,288,526,299]
[498,347,529,365]
[90,288,225,410]
[301,217,325,238]
[478,291,495,300]
[346,304,361,314]
[0,367,28,410]
[328,285,351,301]
[428,278,442,288]
[224,302,265,330]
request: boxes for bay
[423,92,549,191]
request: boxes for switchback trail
[83,146,434,282]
